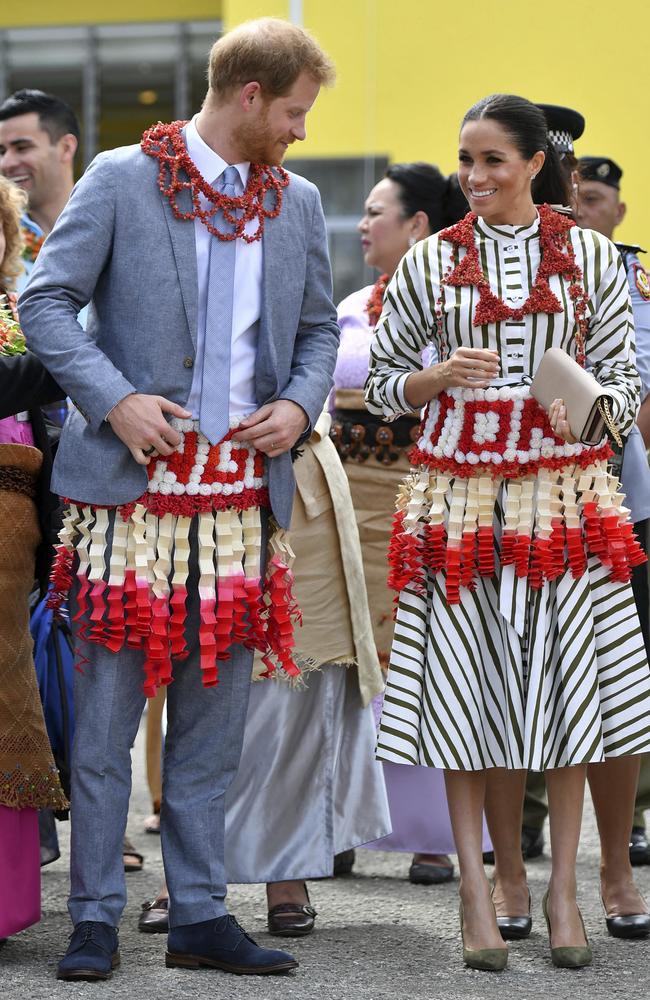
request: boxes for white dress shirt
[184,115,262,420]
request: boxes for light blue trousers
[67,592,253,929]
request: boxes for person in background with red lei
[19,18,339,982]
[366,94,650,971]
[332,163,492,886]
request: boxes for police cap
[535,103,585,154]
[578,156,622,190]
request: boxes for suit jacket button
[183,356,194,369]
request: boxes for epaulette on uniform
[615,242,647,256]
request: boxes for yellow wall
[225,0,649,249]
[2,1,221,27]
[3,1,647,244]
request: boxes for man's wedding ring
[143,445,156,456]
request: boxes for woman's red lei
[141,120,290,244]
[366,273,389,327]
[438,204,590,365]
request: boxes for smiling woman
[458,94,569,222]
[366,93,650,972]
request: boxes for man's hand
[106,393,192,466]
[232,399,309,457]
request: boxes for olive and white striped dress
[366,213,650,771]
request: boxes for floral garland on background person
[365,273,389,327]
[0,293,25,356]
[141,120,290,244]
[438,203,590,366]
[21,225,44,264]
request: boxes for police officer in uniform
[577,155,650,868]
[489,112,650,941]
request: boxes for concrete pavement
[2,717,649,1000]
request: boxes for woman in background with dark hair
[367,94,650,970]
[332,163,490,885]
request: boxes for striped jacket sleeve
[364,240,437,419]
[585,233,640,436]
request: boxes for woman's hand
[439,347,500,389]
[548,398,577,443]
[404,347,500,410]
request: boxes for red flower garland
[438,204,590,366]
[141,120,290,244]
[365,273,389,327]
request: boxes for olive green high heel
[459,901,508,971]
[541,890,592,968]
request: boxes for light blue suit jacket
[19,144,340,528]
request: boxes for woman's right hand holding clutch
[405,347,500,409]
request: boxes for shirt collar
[474,211,540,243]
[184,115,250,189]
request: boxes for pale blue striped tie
[199,165,240,444]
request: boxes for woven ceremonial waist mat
[388,386,644,606]
[331,408,420,464]
[48,419,300,697]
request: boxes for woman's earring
[408,236,416,247]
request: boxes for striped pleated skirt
[377,473,650,772]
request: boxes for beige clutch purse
[530,347,622,447]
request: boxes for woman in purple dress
[331,164,490,882]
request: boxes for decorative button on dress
[366,210,650,771]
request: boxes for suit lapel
[160,194,199,349]
[257,200,284,400]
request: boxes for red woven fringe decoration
[445,544,462,604]
[622,523,647,568]
[421,523,447,574]
[500,530,517,566]
[124,570,140,649]
[548,519,566,581]
[168,585,189,660]
[566,527,587,578]
[47,546,75,611]
[105,583,126,653]
[387,510,424,593]
[147,596,173,690]
[582,501,607,558]
[460,533,477,591]
[88,580,107,645]
[260,555,301,679]
[514,533,532,578]
[243,577,267,650]
[214,578,236,663]
[198,594,219,688]
[49,558,301,697]
[477,526,495,577]
[385,499,647,604]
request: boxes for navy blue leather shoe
[166,914,298,975]
[57,921,120,981]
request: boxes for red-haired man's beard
[234,114,292,166]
